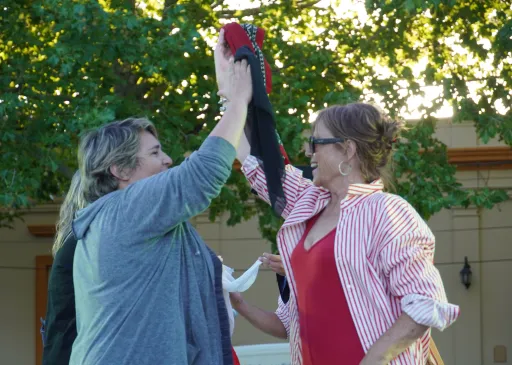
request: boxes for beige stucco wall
[0,205,62,365]
[0,206,284,365]
[1,119,512,365]
[2,196,512,365]
[426,119,512,365]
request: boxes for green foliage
[0,0,510,248]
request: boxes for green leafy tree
[1,0,509,252]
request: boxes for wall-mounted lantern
[460,256,472,289]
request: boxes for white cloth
[222,260,262,336]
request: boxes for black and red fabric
[234,45,286,215]
[221,23,287,215]
[222,23,272,94]
[275,131,291,165]
[222,23,290,166]
[231,348,241,365]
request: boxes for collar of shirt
[341,179,384,211]
[282,179,384,229]
[347,179,384,196]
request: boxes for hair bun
[315,102,402,186]
[380,114,403,150]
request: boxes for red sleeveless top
[291,215,365,365]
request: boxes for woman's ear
[345,140,358,161]
[110,165,130,182]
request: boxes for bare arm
[236,130,251,163]
[210,41,251,148]
[212,28,252,154]
[360,313,428,365]
[230,293,287,339]
[209,101,248,150]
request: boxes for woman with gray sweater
[70,30,251,365]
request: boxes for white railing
[234,343,291,365]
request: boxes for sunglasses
[308,136,345,154]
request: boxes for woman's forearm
[209,101,248,150]
[236,130,250,163]
[362,313,428,364]
[234,299,287,339]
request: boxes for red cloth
[279,145,290,165]
[291,215,365,365]
[221,22,290,165]
[231,347,240,365]
[222,23,272,94]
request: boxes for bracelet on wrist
[219,97,228,112]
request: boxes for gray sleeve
[117,136,235,236]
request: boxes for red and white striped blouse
[242,156,460,365]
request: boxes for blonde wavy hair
[78,117,157,203]
[52,170,87,256]
[315,103,403,188]
[53,118,157,255]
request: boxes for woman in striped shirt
[230,103,459,365]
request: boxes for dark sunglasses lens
[309,138,314,153]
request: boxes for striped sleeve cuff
[241,155,271,205]
[241,155,317,220]
[275,296,291,339]
[241,155,260,174]
[401,294,460,331]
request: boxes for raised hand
[218,58,252,106]
[214,29,231,91]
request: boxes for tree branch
[163,0,179,17]
[110,0,136,11]
[216,0,321,18]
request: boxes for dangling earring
[338,161,352,176]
